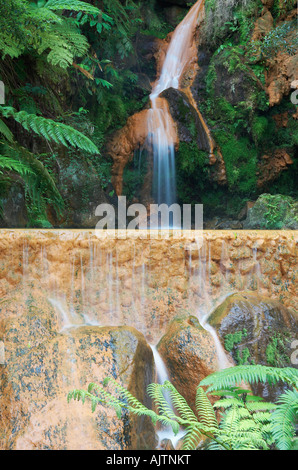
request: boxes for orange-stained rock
[272,112,289,128]
[0,325,156,450]
[157,315,219,412]
[252,10,274,41]
[106,109,150,196]
[266,52,297,106]
[261,0,274,8]
[0,230,297,341]
[257,148,293,187]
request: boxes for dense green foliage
[0,0,297,226]
[178,0,298,219]
[0,0,180,226]
[68,364,298,450]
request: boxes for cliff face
[105,0,297,224]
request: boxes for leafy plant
[68,377,224,450]
[68,365,298,451]
[201,364,298,450]
[1,106,99,154]
[0,104,99,217]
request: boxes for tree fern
[0,0,101,63]
[0,107,99,154]
[36,19,90,68]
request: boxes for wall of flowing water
[0,230,296,345]
[0,229,297,450]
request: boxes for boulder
[208,292,298,400]
[0,325,156,450]
[157,315,219,412]
[243,194,298,229]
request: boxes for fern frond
[200,365,298,392]
[0,119,13,143]
[196,387,218,429]
[162,381,198,424]
[0,155,33,176]
[181,424,204,450]
[0,107,99,154]
[37,19,89,68]
[103,379,180,434]
[271,389,298,450]
[0,33,24,59]
[69,379,180,435]
[45,0,101,15]
[147,383,179,422]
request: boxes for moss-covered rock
[161,87,210,151]
[208,291,298,400]
[243,193,298,229]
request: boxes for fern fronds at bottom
[68,366,298,451]
[271,389,298,450]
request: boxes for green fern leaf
[0,119,13,142]
[0,107,99,154]
[271,389,298,450]
[45,0,101,15]
[196,387,218,429]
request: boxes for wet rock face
[157,315,219,412]
[0,183,28,228]
[209,292,298,399]
[266,52,297,106]
[161,87,210,151]
[0,324,156,450]
[57,156,109,228]
[257,149,293,189]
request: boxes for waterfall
[150,345,186,448]
[192,238,234,370]
[147,0,204,206]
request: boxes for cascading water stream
[150,345,186,448]
[192,238,234,370]
[147,0,204,207]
